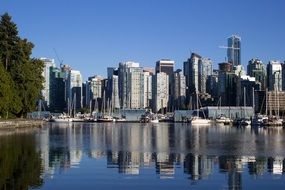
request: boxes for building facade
[267,60,282,91]
[227,35,241,66]
[40,57,55,107]
[152,72,169,113]
[173,69,186,109]
[247,59,266,90]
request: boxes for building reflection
[37,123,285,189]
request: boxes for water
[1,123,285,190]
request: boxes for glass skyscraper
[227,35,241,66]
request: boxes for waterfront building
[236,75,261,107]
[184,53,201,100]
[173,69,186,109]
[218,62,238,106]
[282,63,285,91]
[267,60,282,91]
[227,35,241,66]
[118,62,144,109]
[247,59,266,90]
[152,72,169,113]
[156,59,175,109]
[206,69,219,101]
[143,69,153,108]
[40,57,55,107]
[67,69,83,110]
[199,58,212,94]
[49,67,66,112]
[86,75,104,110]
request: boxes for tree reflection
[0,133,43,190]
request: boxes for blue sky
[1,0,284,79]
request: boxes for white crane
[218,45,240,50]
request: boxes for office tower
[86,75,104,109]
[49,67,66,112]
[282,63,285,91]
[227,35,241,66]
[143,70,153,108]
[155,59,174,75]
[40,57,55,107]
[206,69,219,100]
[152,72,169,113]
[184,53,201,97]
[118,62,144,109]
[199,58,212,93]
[156,59,175,109]
[173,69,186,109]
[67,70,83,110]
[106,67,120,110]
[247,59,266,90]
[218,62,238,106]
[267,60,282,91]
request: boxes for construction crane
[218,45,240,50]
[53,48,64,67]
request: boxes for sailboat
[190,91,211,126]
[97,96,115,122]
[215,97,233,125]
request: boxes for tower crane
[53,48,64,67]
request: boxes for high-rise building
[152,72,169,113]
[199,58,212,93]
[267,60,282,91]
[218,63,238,106]
[143,70,153,108]
[282,63,285,91]
[155,59,174,75]
[40,57,55,107]
[86,75,104,110]
[67,70,83,110]
[49,67,66,112]
[106,67,120,110]
[184,53,201,97]
[118,62,144,109]
[227,35,241,66]
[247,59,266,90]
[172,69,186,109]
[156,59,175,109]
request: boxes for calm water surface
[1,123,285,190]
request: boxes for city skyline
[1,0,285,79]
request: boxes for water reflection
[2,123,285,190]
[0,131,43,190]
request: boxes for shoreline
[0,119,45,129]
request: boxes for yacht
[49,114,73,123]
[216,115,232,125]
[191,116,211,125]
[190,92,211,126]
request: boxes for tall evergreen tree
[0,12,44,117]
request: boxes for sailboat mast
[252,87,255,115]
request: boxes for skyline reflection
[35,123,285,188]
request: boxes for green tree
[0,63,21,118]
[0,12,44,117]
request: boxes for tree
[0,12,44,117]
[0,63,21,118]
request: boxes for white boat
[150,118,159,123]
[191,116,211,125]
[50,114,73,123]
[190,91,211,126]
[216,115,232,125]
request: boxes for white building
[40,57,55,107]
[86,75,104,108]
[67,70,83,110]
[267,60,282,91]
[118,61,144,109]
[152,72,169,113]
[143,70,152,108]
